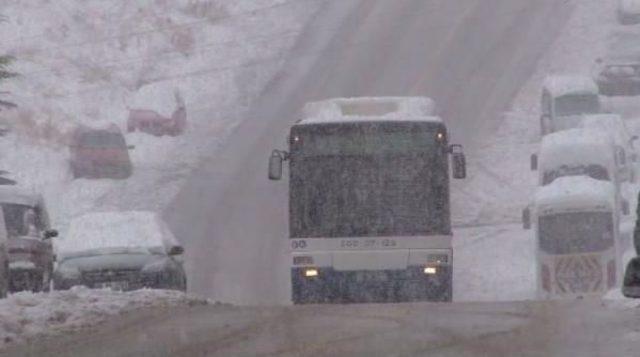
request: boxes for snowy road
[6,298,640,356]
[164,0,571,305]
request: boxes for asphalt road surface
[6,299,639,356]
[164,0,571,305]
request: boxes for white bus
[268,97,466,304]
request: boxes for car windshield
[542,164,610,185]
[554,94,600,117]
[538,212,614,255]
[77,132,126,148]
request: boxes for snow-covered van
[579,114,638,182]
[0,187,58,292]
[540,76,601,136]
[524,176,622,298]
[532,129,623,189]
[0,206,8,298]
[269,97,465,304]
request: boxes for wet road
[6,299,639,356]
[164,0,571,305]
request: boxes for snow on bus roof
[59,211,178,256]
[542,75,598,98]
[534,176,616,212]
[0,186,42,207]
[539,128,614,168]
[298,97,440,125]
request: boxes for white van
[579,113,638,182]
[540,76,601,136]
[525,177,622,299]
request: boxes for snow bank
[0,287,207,350]
[59,211,178,256]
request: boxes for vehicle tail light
[608,260,616,288]
[541,264,551,292]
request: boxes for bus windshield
[538,212,614,254]
[289,122,450,238]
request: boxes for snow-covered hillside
[0,0,320,235]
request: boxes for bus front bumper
[291,266,451,304]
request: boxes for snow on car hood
[58,211,179,256]
[58,248,164,270]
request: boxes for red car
[127,92,186,137]
[69,124,133,179]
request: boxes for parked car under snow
[53,211,186,292]
[595,30,640,96]
[69,124,133,179]
[618,0,640,25]
[0,187,58,293]
[127,91,186,137]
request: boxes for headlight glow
[424,266,437,275]
[304,268,319,277]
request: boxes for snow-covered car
[595,30,640,96]
[53,211,186,292]
[127,91,186,137]
[540,76,600,136]
[618,0,640,25]
[0,206,8,298]
[69,124,133,179]
[0,187,58,293]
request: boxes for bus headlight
[423,266,437,275]
[304,268,319,278]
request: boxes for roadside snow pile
[0,0,320,234]
[0,287,207,350]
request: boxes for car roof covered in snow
[542,75,598,98]
[539,128,615,170]
[605,29,640,62]
[579,114,630,145]
[298,97,441,125]
[534,176,616,214]
[0,186,43,207]
[59,211,179,257]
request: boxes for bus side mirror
[522,207,531,230]
[450,145,466,179]
[623,257,640,298]
[623,200,630,216]
[268,150,287,181]
[530,154,538,171]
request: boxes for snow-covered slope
[0,0,320,236]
